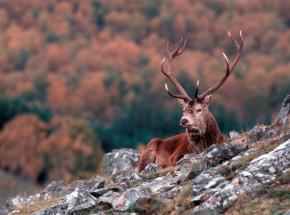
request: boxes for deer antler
[196,30,244,100]
[161,38,192,101]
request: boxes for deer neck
[186,117,225,154]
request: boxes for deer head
[161,31,243,139]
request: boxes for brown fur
[138,133,191,172]
[187,109,226,153]
[138,110,226,172]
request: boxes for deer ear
[177,99,188,107]
[204,95,212,104]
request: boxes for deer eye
[187,110,193,114]
[196,108,202,113]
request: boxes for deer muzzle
[180,117,189,127]
[187,126,200,134]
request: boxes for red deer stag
[138,31,244,172]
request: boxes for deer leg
[138,148,156,172]
[170,143,193,164]
[137,138,161,172]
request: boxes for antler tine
[164,83,189,100]
[227,31,239,50]
[196,30,243,99]
[166,41,171,59]
[161,38,192,101]
[166,38,187,60]
[228,30,243,72]
[194,80,199,99]
[161,57,191,101]
[227,31,244,52]
[174,37,187,57]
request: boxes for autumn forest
[0,0,289,200]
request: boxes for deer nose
[180,118,188,126]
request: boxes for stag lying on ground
[138,31,244,172]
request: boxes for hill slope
[1,94,290,215]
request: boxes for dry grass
[277,171,290,185]
[15,195,63,215]
[145,161,203,180]
[159,185,192,215]
[218,165,236,181]
[226,189,290,215]
[190,161,204,170]
[129,197,164,214]
[141,165,181,181]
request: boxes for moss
[267,188,290,200]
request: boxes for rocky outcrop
[1,96,290,215]
[274,94,290,124]
[191,138,290,214]
[102,148,140,176]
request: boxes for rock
[247,124,283,143]
[97,191,120,210]
[229,130,239,138]
[112,188,150,211]
[190,207,219,215]
[88,177,106,191]
[3,133,290,214]
[141,163,159,174]
[191,138,290,214]
[113,171,141,184]
[0,206,8,215]
[141,175,177,195]
[177,153,199,165]
[3,194,37,214]
[40,180,78,200]
[202,141,248,167]
[90,187,120,198]
[177,164,204,183]
[274,94,290,124]
[102,149,140,176]
[191,169,226,196]
[245,138,290,182]
[41,180,66,198]
[35,188,97,215]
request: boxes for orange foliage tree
[0,114,103,183]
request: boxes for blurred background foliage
[0,0,289,198]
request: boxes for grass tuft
[267,188,290,200]
[159,185,192,215]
